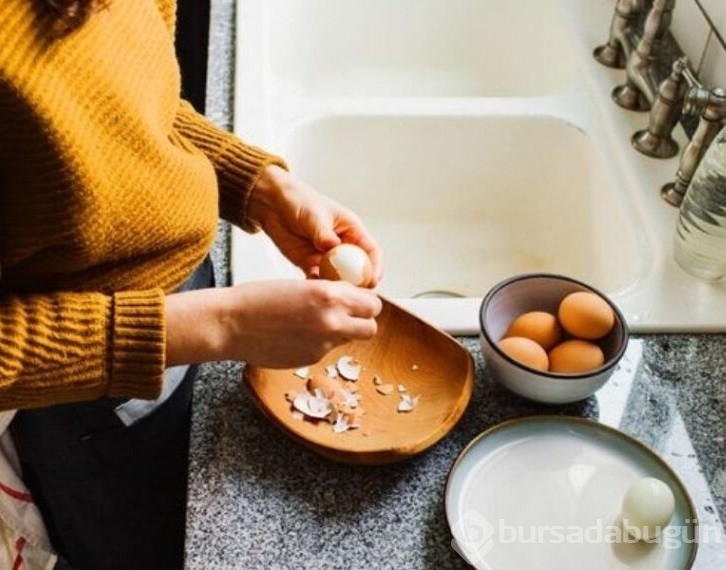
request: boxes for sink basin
[262,0,576,97]
[280,115,640,298]
[233,0,726,333]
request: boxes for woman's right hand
[164,279,383,369]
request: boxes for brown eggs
[320,244,374,287]
[497,337,549,371]
[498,290,616,374]
[549,339,605,373]
[505,311,562,351]
[558,292,615,340]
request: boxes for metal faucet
[631,57,697,158]
[627,55,726,206]
[593,0,650,68]
[661,88,726,206]
[611,0,677,112]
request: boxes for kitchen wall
[671,0,726,88]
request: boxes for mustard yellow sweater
[0,0,284,410]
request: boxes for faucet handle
[632,56,693,158]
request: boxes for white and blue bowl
[479,273,629,404]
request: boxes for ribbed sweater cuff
[217,142,288,232]
[108,289,166,400]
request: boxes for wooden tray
[243,297,475,465]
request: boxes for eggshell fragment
[320,244,374,287]
[497,336,549,371]
[293,390,333,419]
[558,291,615,340]
[548,339,605,373]
[375,384,395,396]
[293,367,310,379]
[505,311,562,351]
[397,394,420,413]
[336,355,361,381]
[307,376,336,399]
[331,387,361,409]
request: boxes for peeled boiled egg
[548,339,604,373]
[558,291,615,340]
[621,477,676,540]
[505,311,562,351]
[497,336,549,371]
[320,244,374,287]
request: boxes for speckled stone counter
[185,335,726,569]
[185,2,726,568]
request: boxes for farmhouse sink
[280,115,640,297]
[262,0,576,98]
[232,0,726,333]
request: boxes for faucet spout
[612,0,677,112]
[593,0,650,68]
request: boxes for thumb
[303,209,341,251]
[314,227,341,251]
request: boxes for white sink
[232,0,726,333]
[262,0,576,97]
[281,115,640,297]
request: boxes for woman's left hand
[247,165,383,286]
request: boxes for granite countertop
[186,334,726,569]
[185,2,726,568]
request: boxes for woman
[0,0,383,568]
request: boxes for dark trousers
[10,258,213,570]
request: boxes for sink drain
[412,290,465,299]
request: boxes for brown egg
[505,311,563,351]
[320,244,374,287]
[549,339,605,373]
[558,291,615,340]
[497,336,549,371]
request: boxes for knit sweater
[0,0,285,410]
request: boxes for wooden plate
[243,297,475,465]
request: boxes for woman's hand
[248,165,383,285]
[165,279,383,369]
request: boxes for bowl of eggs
[479,273,628,404]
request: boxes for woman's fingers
[343,287,383,319]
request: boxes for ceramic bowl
[479,273,628,404]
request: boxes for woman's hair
[42,0,103,35]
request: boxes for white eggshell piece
[375,384,395,396]
[293,390,333,419]
[294,367,310,379]
[336,355,361,381]
[397,394,420,413]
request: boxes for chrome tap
[593,0,650,68]
[612,0,677,112]
[661,88,726,206]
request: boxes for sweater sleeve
[0,287,166,411]
[173,101,288,232]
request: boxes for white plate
[445,416,698,569]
